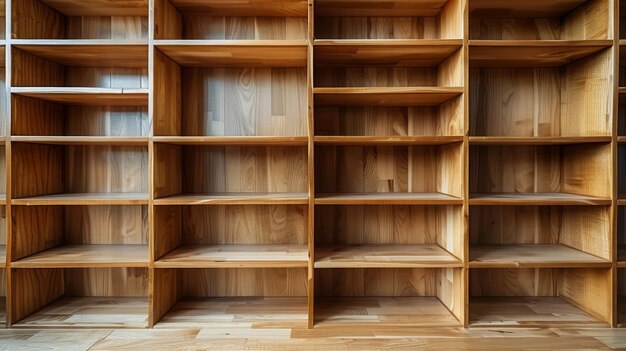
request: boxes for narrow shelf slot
[316,192,462,205]
[469,244,610,268]
[314,87,463,107]
[12,193,149,205]
[11,136,149,146]
[154,193,308,205]
[12,245,149,268]
[315,136,462,145]
[11,88,149,106]
[469,136,611,145]
[153,136,308,146]
[469,193,611,205]
[315,244,462,268]
[12,42,148,67]
[155,244,308,268]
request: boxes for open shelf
[12,267,149,328]
[314,268,463,327]
[153,268,308,327]
[469,245,609,268]
[11,136,149,146]
[469,193,611,205]
[155,245,308,268]
[314,87,463,107]
[11,87,149,106]
[469,136,612,145]
[154,193,308,205]
[12,41,148,67]
[315,244,462,268]
[619,268,626,326]
[154,136,308,146]
[315,192,462,205]
[12,245,149,268]
[13,0,148,40]
[314,136,463,145]
[11,193,148,205]
[469,268,612,327]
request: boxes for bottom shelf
[469,297,608,328]
[13,297,148,328]
[315,297,461,327]
[155,297,309,329]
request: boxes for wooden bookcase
[0,0,623,329]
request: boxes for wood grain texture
[166,0,308,16]
[315,244,462,268]
[314,87,463,107]
[469,244,610,268]
[13,42,148,67]
[12,245,149,268]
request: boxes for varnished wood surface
[154,136,308,146]
[469,244,611,268]
[11,136,149,146]
[469,136,612,145]
[314,136,463,145]
[12,41,148,67]
[11,88,149,106]
[38,0,148,16]
[166,0,308,16]
[12,193,149,205]
[315,244,462,268]
[314,87,464,107]
[469,193,612,205]
[12,245,149,268]
[315,192,463,205]
[154,193,309,205]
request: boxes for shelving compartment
[153,267,308,328]
[314,267,463,327]
[469,0,610,41]
[12,0,148,40]
[619,268,626,326]
[470,205,610,267]
[470,268,611,327]
[11,267,148,327]
[315,205,463,267]
[315,143,462,204]
[314,0,464,39]
[11,142,148,204]
[469,143,611,204]
[154,0,308,40]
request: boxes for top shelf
[469,40,611,67]
[315,0,450,17]
[39,0,148,16]
[167,0,308,16]
[469,0,587,17]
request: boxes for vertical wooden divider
[613,0,620,328]
[3,0,10,328]
[307,0,315,329]
[462,0,470,328]
[148,0,156,328]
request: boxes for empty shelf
[155,40,308,67]
[470,297,609,328]
[314,39,462,67]
[315,0,449,16]
[469,40,612,67]
[470,0,587,17]
[11,87,149,106]
[0,246,5,268]
[315,297,461,327]
[154,193,309,205]
[155,245,309,268]
[13,297,148,328]
[153,136,308,146]
[155,297,308,329]
[315,193,462,205]
[315,244,461,268]
[469,136,612,145]
[314,87,463,107]
[469,245,610,268]
[12,41,148,67]
[12,193,149,205]
[36,0,148,16]
[11,136,149,146]
[315,136,463,145]
[469,193,611,205]
[12,245,149,268]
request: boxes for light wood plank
[469,136,612,145]
[39,0,148,16]
[153,136,308,146]
[315,192,463,205]
[11,88,149,106]
[315,244,462,268]
[167,0,308,16]
[469,244,610,268]
[12,245,149,268]
[314,87,464,107]
[314,136,463,145]
[12,193,149,205]
[12,42,148,67]
[154,192,309,205]
[469,193,611,205]
[11,136,149,146]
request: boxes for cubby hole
[154,48,307,137]
[154,205,308,267]
[469,205,611,267]
[11,142,148,202]
[469,49,612,137]
[469,268,611,327]
[154,144,308,202]
[11,205,148,267]
[315,144,463,201]
[153,268,308,328]
[315,102,463,138]
[618,206,626,262]
[620,0,626,39]
[314,0,463,39]
[0,268,4,325]
[314,205,463,267]
[469,0,609,40]
[0,45,6,137]
[619,96,626,137]
[11,267,148,327]
[314,268,463,327]
[620,46,626,88]
[12,0,148,40]
[154,0,308,40]
[619,268,626,326]
[469,144,611,202]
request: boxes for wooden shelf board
[469,136,612,145]
[12,41,148,67]
[11,87,149,106]
[469,296,609,328]
[469,40,611,67]
[314,39,462,67]
[0,297,4,325]
[469,193,611,205]
[315,192,463,205]
[12,245,149,268]
[13,297,148,328]
[315,244,462,268]
[155,40,307,67]
[0,194,6,205]
[315,297,461,328]
[11,136,149,146]
[469,0,587,17]
[155,244,308,268]
[618,247,626,266]
[618,136,626,143]
[313,87,463,107]
[619,87,626,94]
[154,297,308,329]
[469,244,610,268]
[314,0,449,17]
[39,0,148,16]
[620,39,626,46]
[153,136,308,146]
[314,136,463,145]
[167,0,308,16]
[154,192,309,205]
[12,193,149,205]
[0,245,5,268]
